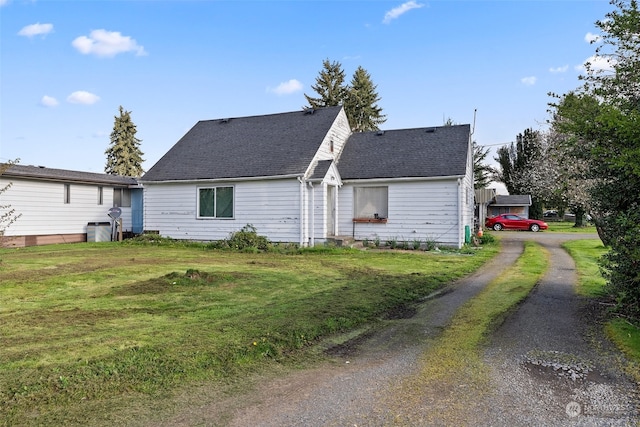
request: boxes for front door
[327,185,335,236]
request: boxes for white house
[141,106,475,248]
[0,165,141,247]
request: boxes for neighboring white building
[1,165,140,247]
[141,106,475,248]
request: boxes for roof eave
[341,174,465,184]
[140,173,304,185]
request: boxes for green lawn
[546,221,597,233]
[0,240,498,425]
[563,239,640,381]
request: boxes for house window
[198,186,234,219]
[354,186,388,219]
[98,187,103,205]
[113,188,131,207]
[64,184,71,204]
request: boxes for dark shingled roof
[3,164,137,186]
[142,106,343,182]
[308,160,333,181]
[492,195,532,206]
[337,125,470,180]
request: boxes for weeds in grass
[0,238,499,425]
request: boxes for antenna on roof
[471,108,477,136]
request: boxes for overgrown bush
[209,224,271,252]
[479,233,496,245]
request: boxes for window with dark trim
[113,188,131,207]
[198,186,234,219]
[353,186,388,220]
[64,184,71,204]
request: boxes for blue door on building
[131,188,144,234]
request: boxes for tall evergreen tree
[304,59,347,109]
[473,141,496,189]
[344,66,387,132]
[105,106,144,177]
[495,128,544,218]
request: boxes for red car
[485,214,548,232]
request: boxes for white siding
[0,177,118,236]
[143,178,303,242]
[338,179,463,247]
[311,109,351,163]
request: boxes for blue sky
[1,0,612,174]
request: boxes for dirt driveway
[161,233,639,426]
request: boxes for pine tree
[473,141,496,189]
[343,66,386,132]
[495,128,544,218]
[304,59,347,109]
[105,106,144,177]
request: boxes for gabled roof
[337,125,470,180]
[492,195,532,206]
[142,106,343,182]
[2,164,137,186]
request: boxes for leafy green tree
[304,59,347,109]
[105,106,144,177]
[0,159,22,238]
[550,0,640,316]
[495,129,543,218]
[344,66,386,132]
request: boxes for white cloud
[267,79,303,95]
[585,32,600,43]
[576,55,615,72]
[67,91,100,105]
[18,23,54,38]
[521,76,537,86]
[0,0,10,7]
[383,1,425,24]
[72,29,147,58]
[549,65,568,73]
[40,95,59,107]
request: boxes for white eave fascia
[5,173,137,187]
[341,174,465,184]
[139,173,304,185]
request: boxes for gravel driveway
[163,233,639,426]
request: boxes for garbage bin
[87,222,112,242]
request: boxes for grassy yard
[546,221,597,233]
[563,239,640,381]
[0,240,498,426]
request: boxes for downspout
[457,177,463,248]
[308,181,315,247]
[298,177,305,247]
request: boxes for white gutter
[140,173,303,185]
[341,175,465,185]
